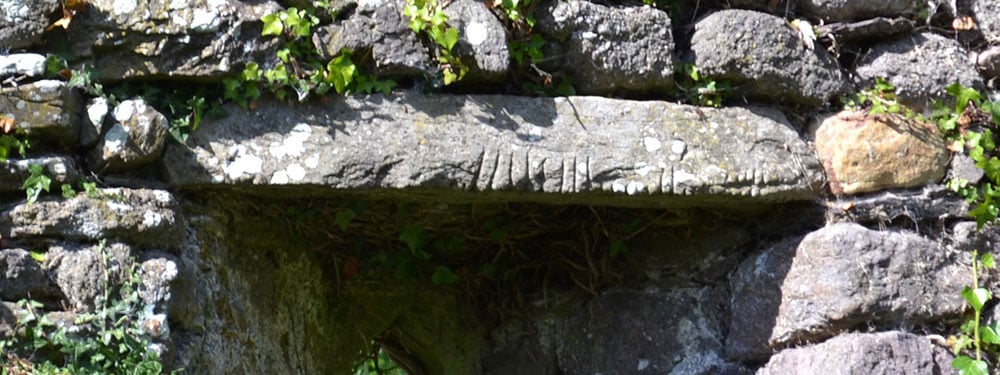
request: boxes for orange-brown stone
[813,111,949,195]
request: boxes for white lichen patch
[466,22,488,45]
[285,163,306,181]
[224,146,263,180]
[269,123,312,159]
[304,154,319,169]
[0,0,29,22]
[47,161,68,176]
[153,190,173,204]
[103,124,129,154]
[143,211,163,227]
[643,137,662,152]
[673,169,698,187]
[527,125,543,142]
[88,97,109,127]
[269,171,289,184]
[634,162,652,177]
[112,0,138,18]
[107,200,133,214]
[190,9,221,32]
[626,181,646,195]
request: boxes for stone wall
[2,0,1000,374]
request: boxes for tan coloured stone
[814,111,949,195]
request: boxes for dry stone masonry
[2,0,1000,374]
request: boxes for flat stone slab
[162,93,824,208]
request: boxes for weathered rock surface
[43,241,133,310]
[800,0,922,22]
[161,93,824,208]
[0,54,47,77]
[0,189,186,250]
[0,1,60,49]
[313,0,432,78]
[442,0,509,83]
[813,111,949,195]
[90,99,169,172]
[0,80,83,147]
[690,9,849,105]
[976,46,1000,80]
[855,32,982,110]
[60,0,282,80]
[555,287,741,374]
[534,0,674,95]
[0,248,61,303]
[824,185,969,225]
[816,17,915,45]
[758,331,954,374]
[728,223,967,361]
[973,0,1000,45]
[0,156,78,193]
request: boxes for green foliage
[352,343,408,375]
[934,83,1000,229]
[0,241,172,374]
[0,120,31,162]
[675,64,728,107]
[22,164,51,205]
[226,7,395,108]
[404,0,466,85]
[952,251,1000,375]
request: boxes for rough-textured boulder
[442,0,509,83]
[0,189,186,250]
[0,54,47,77]
[80,96,109,147]
[534,0,674,95]
[0,80,83,147]
[0,1,60,49]
[813,111,949,195]
[312,0,434,78]
[161,94,825,208]
[728,223,967,361]
[554,287,742,374]
[824,185,969,225]
[976,46,1000,80]
[690,9,849,105]
[973,0,1000,45]
[0,156,78,193]
[800,0,922,21]
[58,0,282,80]
[758,331,954,374]
[855,32,982,110]
[314,0,509,83]
[90,99,169,172]
[43,241,133,310]
[0,248,61,304]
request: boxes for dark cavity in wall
[180,187,826,373]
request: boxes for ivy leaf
[22,164,51,205]
[982,253,996,269]
[962,286,991,311]
[609,239,628,257]
[952,355,989,375]
[399,224,427,253]
[980,325,1000,344]
[334,209,357,231]
[61,183,75,199]
[261,13,284,36]
[29,250,46,263]
[443,27,459,51]
[327,51,357,94]
[948,82,982,114]
[431,266,459,285]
